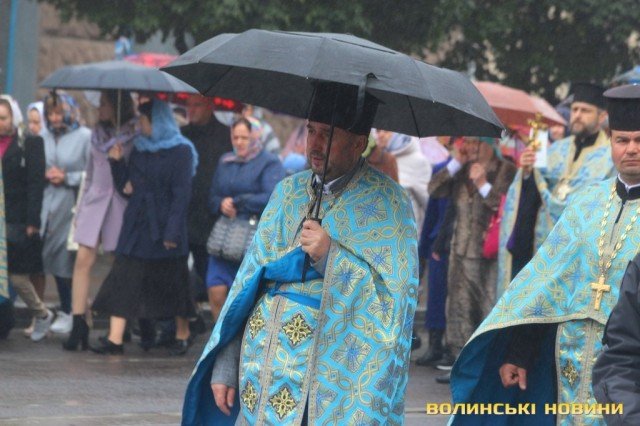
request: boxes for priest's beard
[569,120,599,140]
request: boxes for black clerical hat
[307,82,378,136]
[604,84,640,131]
[570,82,606,109]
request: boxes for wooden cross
[590,275,611,311]
[556,182,572,201]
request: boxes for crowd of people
[2,76,640,424]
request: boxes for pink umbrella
[474,81,566,129]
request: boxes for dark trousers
[425,252,448,330]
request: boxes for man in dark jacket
[181,95,232,298]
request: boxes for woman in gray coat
[41,93,90,334]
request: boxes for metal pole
[5,0,19,94]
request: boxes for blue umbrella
[612,65,640,85]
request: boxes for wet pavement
[0,327,451,425]
[1,255,451,425]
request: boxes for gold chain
[598,184,640,274]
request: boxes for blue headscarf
[134,100,199,175]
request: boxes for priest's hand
[499,363,527,390]
[211,383,236,416]
[519,146,536,173]
[300,219,330,262]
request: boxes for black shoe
[435,352,456,371]
[168,335,193,356]
[411,334,422,351]
[62,315,89,351]
[90,337,124,355]
[435,372,451,384]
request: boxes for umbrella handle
[301,218,322,283]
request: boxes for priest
[498,83,614,295]
[592,84,640,426]
[449,84,640,425]
[182,83,418,425]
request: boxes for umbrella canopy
[474,81,566,128]
[41,60,197,93]
[124,52,178,68]
[162,29,503,137]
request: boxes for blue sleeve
[209,160,224,215]
[234,157,286,216]
[164,147,193,243]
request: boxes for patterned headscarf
[43,92,81,137]
[222,116,264,163]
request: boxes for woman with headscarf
[428,136,516,383]
[62,90,138,351]
[41,92,91,335]
[206,117,285,321]
[26,101,48,138]
[0,96,51,341]
[91,99,198,355]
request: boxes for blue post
[5,0,19,94]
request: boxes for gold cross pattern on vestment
[556,182,571,201]
[590,275,611,311]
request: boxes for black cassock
[593,252,640,426]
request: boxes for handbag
[207,215,258,263]
[482,195,506,260]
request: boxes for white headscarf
[26,101,47,137]
[0,94,23,128]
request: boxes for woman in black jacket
[0,97,52,341]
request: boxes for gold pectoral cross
[590,275,611,311]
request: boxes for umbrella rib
[406,95,421,137]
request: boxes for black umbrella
[163,29,504,279]
[162,29,503,137]
[41,60,197,93]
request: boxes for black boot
[62,315,89,351]
[416,329,444,366]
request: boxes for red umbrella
[125,52,241,111]
[124,52,178,68]
[474,81,566,128]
